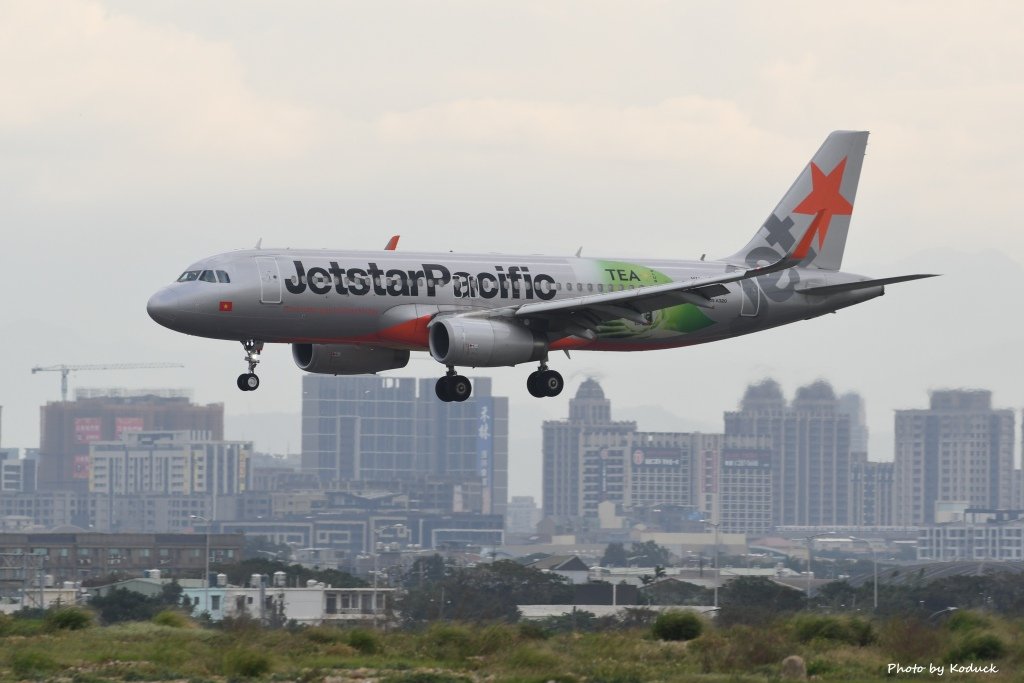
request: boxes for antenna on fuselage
[575,246,583,257]
[255,238,263,250]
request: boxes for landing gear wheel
[527,372,546,398]
[449,375,472,402]
[237,373,260,391]
[539,370,564,397]
[435,374,472,402]
[435,376,453,402]
[526,369,564,397]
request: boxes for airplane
[147,131,935,402]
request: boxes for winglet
[384,235,400,251]
[743,213,822,278]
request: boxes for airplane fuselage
[147,248,881,352]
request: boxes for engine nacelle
[291,343,410,375]
[429,317,547,367]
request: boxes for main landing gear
[527,362,564,398]
[435,368,472,403]
[237,340,263,392]
[434,362,565,402]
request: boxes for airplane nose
[147,288,181,327]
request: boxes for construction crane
[31,363,185,402]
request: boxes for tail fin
[726,130,868,271]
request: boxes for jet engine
[429,317,547,367]
[291,343,410,375]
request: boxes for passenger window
[587,283,594,292]
[597,284,604,292]
[200,270,217,283]
[177,271,200,282]
[216,270,231,283]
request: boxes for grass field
[0,609,1020,681]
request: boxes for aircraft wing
[505,219,823,339]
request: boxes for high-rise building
[300,375,508,515]
[88,430,251,497]
[724,380,854,527]
[38,392,223,491]
[0,449,36,493]
[718,446,773,535]
[542,379,635,519]
[542,379,713,521]
[505,496,542,534]
[850,459,893,527]
[894,390,1014,526]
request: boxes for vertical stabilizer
[726,131,868,271]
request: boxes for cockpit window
[177,271,200,282]
[200,270,217,283]
[216,270,231,283]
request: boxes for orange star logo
[792,157,853,250]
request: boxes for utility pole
[704,521,721,610]
[849,535,879,611]
[190,515,211,616]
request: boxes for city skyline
[3,375,1023,504]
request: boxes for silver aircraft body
[148,131,935,401]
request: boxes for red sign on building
[74,417,102,444]
[115,417,144,439]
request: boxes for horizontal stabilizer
[798,273,939,296]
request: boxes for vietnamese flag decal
[219,301,233,312]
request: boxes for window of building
[211,595,221,611]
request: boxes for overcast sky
[2,1,1022,499]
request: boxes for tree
[601,542,629,567]
[212,558,366,589]
[89,585,189,625]
[640,579,713,606]
[402,554,450,588]
[718,576,804,627]
[397,560,573,625]
[629,541,672,567]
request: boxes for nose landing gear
[237,340,263,391]
[527,361,563,398]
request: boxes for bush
[517,621,551,640]
[948,633,1007,662]
[791,614,874,646]
[691,625,790,673]
[43,606,93,631]
[946,610,991,632]
[10,650,59,677]
[651,610,703,641]
[348,627,382,654]
[878,618,945,661]
[421,623,475,661]
[303,624,347,644]
[222,648,273,679]
[152,609,191,628]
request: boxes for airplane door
[255,257,282,304]
[740,279,760,317]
